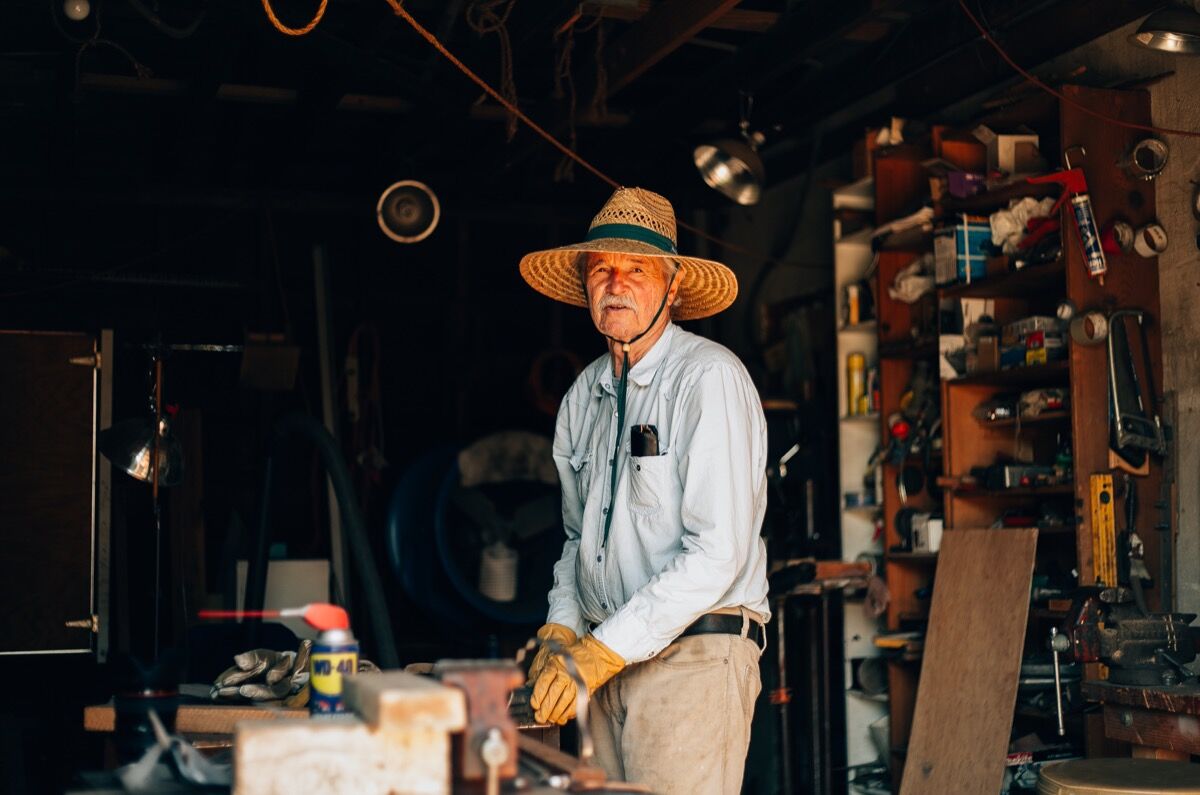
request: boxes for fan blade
[510,494,561,540]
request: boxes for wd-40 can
[310,627,359,714]
[1070,194,1107,281]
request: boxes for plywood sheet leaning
[899,527,1037,795]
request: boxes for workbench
[1082,681,1200,760]
[84,697,560,750]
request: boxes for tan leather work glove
[526,623,578,685]
[530,634,625,725]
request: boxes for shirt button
[601,603,608,609]
[596,555,602,562]
[602,507,608,514]
[636,464,641,471]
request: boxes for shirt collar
[595,322,676,395]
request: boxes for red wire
[384,0,792,265]
[957,0,1200,139]
[197,609,281,618]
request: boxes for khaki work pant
[588,631,763,795]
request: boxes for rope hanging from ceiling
[466,0,521,141]
[261,0,328,37]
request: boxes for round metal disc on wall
[376,180,440,243]
[1038,759,1200,795]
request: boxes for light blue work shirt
[546,322,771,663]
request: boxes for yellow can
[847,353,866,417]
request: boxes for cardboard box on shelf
[972,125,1043,175]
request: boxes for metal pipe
[245,412,399,668]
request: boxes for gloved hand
[531,634,625,725]
[526,623,578,686]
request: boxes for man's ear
[668,264,683,307]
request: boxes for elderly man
[518,187,770,794]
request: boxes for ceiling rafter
[602,0,744,97]
[581,1,777,33]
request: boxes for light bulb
[63,0,90,21]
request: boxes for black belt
[679,613,763,645]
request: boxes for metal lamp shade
[98,417,184,486]
[693,139,765,206]
[1131,7,1200,54]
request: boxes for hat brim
[519,237,738,321]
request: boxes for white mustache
[598,295,634,310]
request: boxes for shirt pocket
[569,449,592,503]
[628,451,670,517]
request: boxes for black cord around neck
[595,272,676,548]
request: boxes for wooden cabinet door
[0,331,99,654]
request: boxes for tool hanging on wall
[1089,474,1117,587]
[1028,145,1106,284]
[1107,309,1166,475]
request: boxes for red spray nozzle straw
[197,603,350,632]
[1028,167,1089,197]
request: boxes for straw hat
[519,187,738,321]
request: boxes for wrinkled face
[583,252,679,341]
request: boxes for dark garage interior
[3,1,1200,793]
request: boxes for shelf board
[844,504,882,517]
[947,484,1073,498]
[847,688,890,704]
[977,410,1070,428]
[939,180,1059,215]
[887,551,938,561]
[938,259,1065,300]
[946,360,1068,386]
[840,412,880,423]
[839,320,877,333]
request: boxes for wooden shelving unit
[852,88,1167,793]
[833,179,889,780]
[928,85,1166,791]
[871,142,947,784]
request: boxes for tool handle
[1050,627,1066,737]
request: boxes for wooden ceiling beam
[582,1,776,33]
[602,0,744,96]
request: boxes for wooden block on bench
[235,673,466,795]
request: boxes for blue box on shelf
[955,214,991,283]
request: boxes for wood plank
[1102,704,1200,756]
[1082,681,1200,716]
[602,0,743,96]
[581,2,777,33]
[346,672,466,733]
[900,527,1037,795]
[236,717,454,795]
[84,702,308,733]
